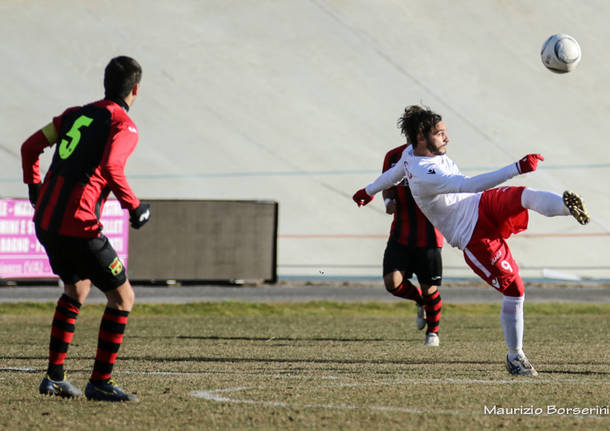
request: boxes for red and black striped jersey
[383,144,444,248]
[21,99,140,238]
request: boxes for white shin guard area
[521,188,569,217]
[501,295,525,356]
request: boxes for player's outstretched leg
[563,191,590,225]
[520,188,589,225]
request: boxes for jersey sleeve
[365,160,406,196]
[100,124,141,211]
[20,120,60,184]
[415,162,519,194]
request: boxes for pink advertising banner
[0,199,129,279]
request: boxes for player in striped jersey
[21,56,150,401]
[382,144,444,346]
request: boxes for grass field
[0,301,608,430]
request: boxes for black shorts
[382,239,443,286]
[35,228,126,291]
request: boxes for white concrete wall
[2,0,609,280]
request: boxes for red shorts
[463,187,528,296]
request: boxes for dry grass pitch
[0,301,608,430]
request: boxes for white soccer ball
[540,34,581,73]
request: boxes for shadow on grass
[125,335,411,342]
[2,363,609,377]
[0,355,500,366]
[102,356,507,366]
[539,369,610,376]
[176,335,392,342]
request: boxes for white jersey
[365,145,520,250]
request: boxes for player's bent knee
[105,280,135,311]
[421,285,438,296]
[383,273,401,292]
[64,280,92,304]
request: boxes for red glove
[517,154,544,174]
[353,188,374,207]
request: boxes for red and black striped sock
[423,290,442,334]
[90,307,129,383]
[389,280,423,305]
[47,294,81,381]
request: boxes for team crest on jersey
[108,257,124,276]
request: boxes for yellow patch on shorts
[108,257,124,276]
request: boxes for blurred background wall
[1,0,608,280]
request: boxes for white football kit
[365,145,520,250]
[359,144,584,374]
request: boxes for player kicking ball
[353,105,589,376]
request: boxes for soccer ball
[540,34,581,73]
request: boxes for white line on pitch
[189,387,456,415]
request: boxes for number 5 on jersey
[59,115,93,159]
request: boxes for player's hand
[129,203,151,229]
[28,183,41,208]
[353,188,373,207]
[517,154,544,174]
[385,198,396,214]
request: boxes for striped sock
[389,280,423,305]
[47,294,81,381]
[90,307,129,383]
[423,290,442,334]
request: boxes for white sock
[521,188,569,217]
[501,295,525,360]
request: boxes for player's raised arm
[353,161,407,207]
[422,154,544,195]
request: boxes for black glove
[129,203,151,229]
[28,183,42,208]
